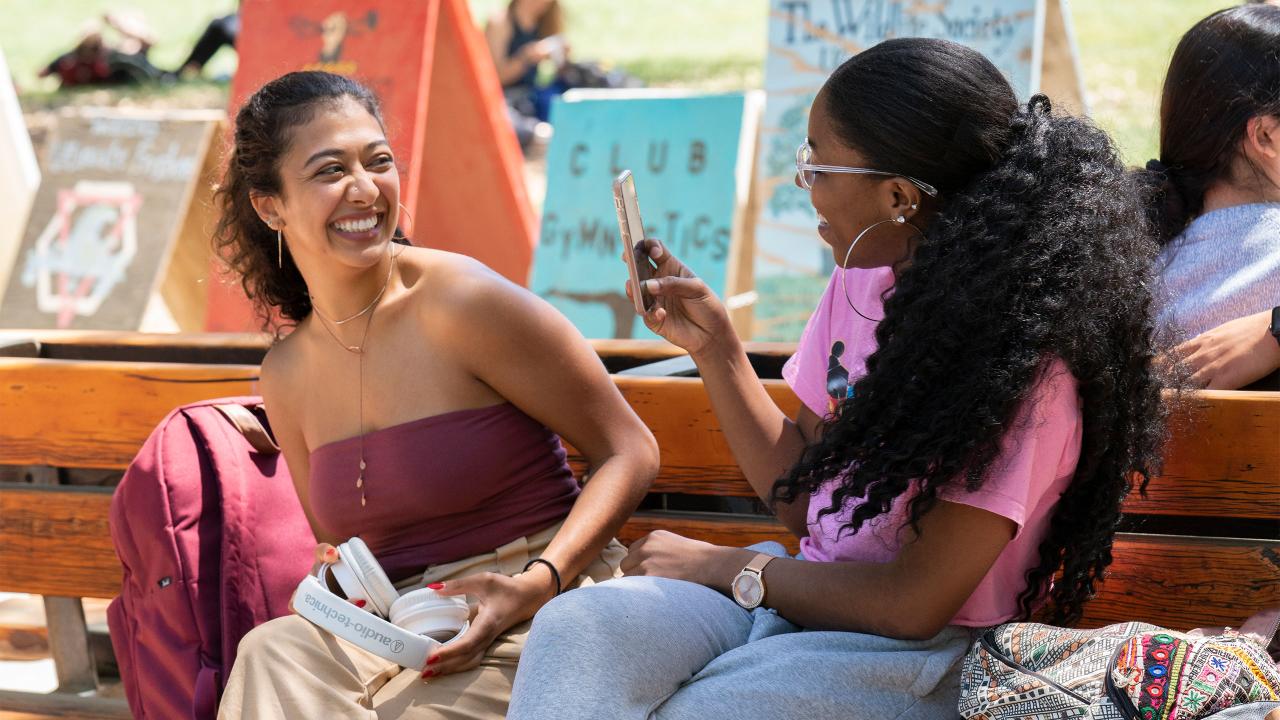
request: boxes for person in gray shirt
[1138,4,1280,389]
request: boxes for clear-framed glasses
[795,139,939,197]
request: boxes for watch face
[732,573,763,608]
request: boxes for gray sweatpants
[509,543,975,720]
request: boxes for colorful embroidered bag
[959,620,1280,719]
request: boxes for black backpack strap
[213,403,280,455]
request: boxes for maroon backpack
[107,397,315,719]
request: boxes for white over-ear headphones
[291,537,470,668]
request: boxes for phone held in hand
[612,170,656,314]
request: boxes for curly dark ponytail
[213,71,387,329]
[771,40,1168,625]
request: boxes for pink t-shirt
[781,267,1084,627]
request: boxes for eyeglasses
[795,140,938,197]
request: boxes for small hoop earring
[276,227,283,269]
[393,202,414,242]
[840,217,923,322]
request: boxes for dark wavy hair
[771,39,1168,625]
[1135,4,1280,245]
[213,71,401,329]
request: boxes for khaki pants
[218,525,626,719]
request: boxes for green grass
[0,1,1243,162]
[1,1,238,87]
[1071,0,1232,165]
[468,0,765,89]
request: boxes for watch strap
[1270,306,1280,345]
[744,552,775,575]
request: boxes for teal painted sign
[531,91,749,339]
[752,0,1045,340]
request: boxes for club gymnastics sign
[531,90,753,340]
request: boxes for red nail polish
[426,582,444,590]
[352,599,366,608]
[421,669,437,679]
[426,655,440,666]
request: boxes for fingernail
[421,669,437,680]
[643,279,658,294]
[649,243,662,257]
[324,548,337,560]
[426,582,444,590]
[352,599,366,608]
[426,655,440,666]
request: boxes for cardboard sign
[0,48,40,302]
[531,90,761,339]
[207,0,533,331]
[750,0,1085,340]
[0,111,221,331]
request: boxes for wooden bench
[0,342,1276,717]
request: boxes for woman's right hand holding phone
[627,239,735,359]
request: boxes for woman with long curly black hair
[507,37,1167,720]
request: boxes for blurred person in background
[39,12,162,88]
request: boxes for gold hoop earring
[839,217,922,322]
[393,202,414,242]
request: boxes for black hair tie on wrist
[523,558,562,596]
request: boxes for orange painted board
[415,0,536,285]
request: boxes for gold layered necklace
[310,248,398,507]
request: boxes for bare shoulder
[401,247,573,353]
[400,247,529,317]
[259,327,307,405]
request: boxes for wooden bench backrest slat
[2,358,1277,633]
[619,512,1280,631]
[601,377,1280,521]
[0,359,259,469]
[4,361,1279,519]
[0,488,120,599]
[9,487,1276,632]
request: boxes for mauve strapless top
[309,403,580,582]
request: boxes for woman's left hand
[621,530,751,592]
[1172,310,1280,390]
[423,570,555,677]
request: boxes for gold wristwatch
[731,553,775,609]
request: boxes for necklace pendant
[359,459,366,470]
[349,346,362,354]
[356,475,363,489]
[360,493,367,507]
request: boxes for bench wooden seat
[1,350,1277,717]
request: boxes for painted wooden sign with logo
[207,0,533,330]
[0,110,222,330]
[750,0,1085,340]
[531,90,761,340]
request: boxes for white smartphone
[612,170,655,314]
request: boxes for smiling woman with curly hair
[507,38,1169,720]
